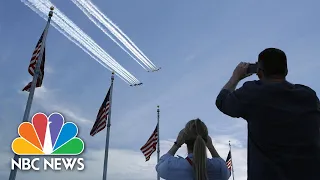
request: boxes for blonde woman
[156,118,230,180]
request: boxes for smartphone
[247,63,258,74]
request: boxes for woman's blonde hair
[184,118,208,180]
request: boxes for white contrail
[83,0,157,70]
[83,0,156,70]
[27,0,137,84]
[71,0,147,71]
[37,0,140,84]
[72,0,152,70]
[73,0,158,71]
[23,0,141,85]
[81,2,154,71]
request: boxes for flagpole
[157,105,160,180]
[8,7,54,180]
[102,72,115,180]
[229,141,235,180]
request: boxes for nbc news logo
[11,112,85,171]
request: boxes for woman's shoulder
[207,157,228,169]
[207,157,231,180]
[158,154,193,170]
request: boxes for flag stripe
[28,33,44,76]
[140,125,158,161]
[140,131,158,151]
[226,150,232,170]
[23,46,46,92]
[90,86,111,136]
[141,134,158,151]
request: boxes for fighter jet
[130,83,143,87]
[147,67,161,72]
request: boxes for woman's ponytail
[185,118,208,180]
[193,136,208,180]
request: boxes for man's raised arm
[215,62,252,118]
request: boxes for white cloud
[3,1,320,180]
[33,86,49,100]
[5,61,249,179]
[45,66,54,74]
[2,83,248,179]
[17,85,91,124]
[0,137,247,180]
[18,83,49,100]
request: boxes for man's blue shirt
[216,80,320,180]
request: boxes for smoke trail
[29,0,137,84]
[74,0,158,71]
[73,0,153,70]
[87,0,158,69]
[87,0,156,67]
[71,0,147,71]
[23,0,141,85]
[82,0,156,70]
[24,1,115,77]
[37,0,139,84]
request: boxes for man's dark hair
[258,48,288,78]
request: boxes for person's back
[156,153,230,180]
[155,119,231,180]
[238,80,320,180]
[215,48,320,180]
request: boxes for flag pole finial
[49,6,54,17]
[111,71,115,81]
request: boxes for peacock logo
[11,112,84,155]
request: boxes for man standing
[216,48,320,180]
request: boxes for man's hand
[222,62,251,91]
[231,62,251,82]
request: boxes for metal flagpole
[229,141,235,180]
[8,7,54,180]
[102,72,115,180]
[157,105,160,180]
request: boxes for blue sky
[0,0,320,179]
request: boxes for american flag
[140,124,158,161]
[226,150,232,170]
[90,85,112,136]
[22,32,46,92]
